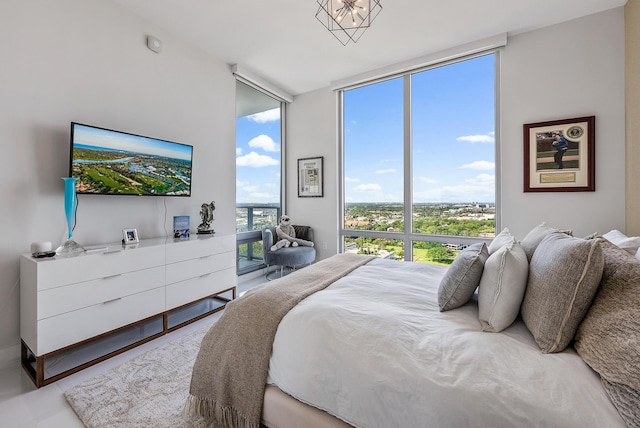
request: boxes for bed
[186,225,640,428]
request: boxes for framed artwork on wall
[523,116,595,192]
[298,156,324,197]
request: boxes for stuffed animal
[270,215,314,251]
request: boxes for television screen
[69,122,193,196]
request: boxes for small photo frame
[122,228,139,245]
[298,156,324,197]
[523,116,595,192]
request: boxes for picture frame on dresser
[122,228,139,244]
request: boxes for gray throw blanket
[185,253,375,428]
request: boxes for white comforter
[268,258,626,428]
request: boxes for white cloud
[457,132,495,144]
[248,134,279,152]
[376,169,396,174]
[460,160,495,170]
[242,185,259,192]
[466,173,495,184]
[248,108,280,123]
[248,192,274,200]
[236,151,279,167]
[414,174,495,203]
[418,176,439,184]
[236,147,243,156]
[354,183,383,192]
[345,176,360,183]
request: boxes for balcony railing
[236,204,281,275]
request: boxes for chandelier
[316,0,382,46]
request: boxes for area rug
[64,318,218,428]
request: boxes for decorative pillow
[477,240,529,332]
[574,240,640,426]
[438,243,489,311]
[520,222,573,262]
[293,225,312,241]
[602,229,640,255]
[520,232,604,353]
[488,227,514,255]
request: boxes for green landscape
[236,202,496,266]
[72,147,191,196]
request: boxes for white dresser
[20,234,236,387]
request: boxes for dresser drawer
[37,286,165,355]
[166,251,235,284]
[166,266,236,310]
[32,245,165,291]
[37,266,165,320]
[165,234,235,264]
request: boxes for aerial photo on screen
[71,124,192,196]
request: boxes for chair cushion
[293,225,312,241]
[266,246,316,267]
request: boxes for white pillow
[478,239,529,333]
[602,230,640,255]
[636,247,640,261]
[488,227,515,255]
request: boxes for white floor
[0,275,266,428]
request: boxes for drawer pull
[103,274,122,280]
[102,297,122,304]
[199,254,214,259]
[200,272,213,278]
[103,250,121,255]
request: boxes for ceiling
[111,0,627,97]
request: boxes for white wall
[288,7,625,256]
[286,89,339,261]
[0,0,236,354]
[501,7,625,239]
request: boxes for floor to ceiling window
[236,81,284,275]
[341,52,498,264]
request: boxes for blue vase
[55,177,85,256]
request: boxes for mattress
[266,258,626,427]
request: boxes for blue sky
[344,53,495,203]
[235,110,282,204]
[236,53,495,205]
[73,123,193,161]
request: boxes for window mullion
[403,75,412,261]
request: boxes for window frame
[235,80,287,275]
[338,51,501,261]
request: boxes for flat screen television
[69,122,193,196]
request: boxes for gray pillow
[477,240,529,332]
[438,243,488,311]
[488,227,514,254]
[521,232,604,353]
[574,240,640,426]
[520,222,573,262]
